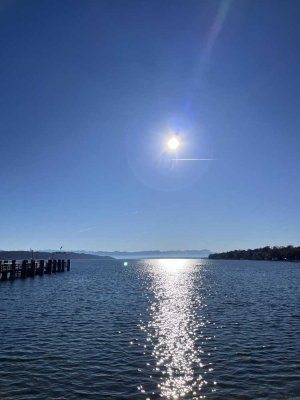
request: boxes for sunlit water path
[0,259,299,399]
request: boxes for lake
[0,259,299,399]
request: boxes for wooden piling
[10,260,16,280]
[0,258,70,282]
[30,260,36,278]
[38,260,44,276]
[52,259,57,273]
[1,269,8,281]
[21,260,27,279]
[46,259,52,274]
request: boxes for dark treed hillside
[209,246,300,261]
[0,251,113,260]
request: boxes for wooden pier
[0,259,71,281]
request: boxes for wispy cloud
[203,0,233,63]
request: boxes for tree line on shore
[209,246,300,261]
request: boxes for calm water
[0,259,299,399]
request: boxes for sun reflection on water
[139,259,213,399]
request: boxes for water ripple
[0,259,299,399]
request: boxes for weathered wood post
[30,260,36,277]
[16,262,20,278]
[1,271,8,281]
[57,259,62,272]
[10,260,16,280]
[1,262,8,281]
[39,260,44,276]
[61,259,65,272]
[45,260,52,274]
[52,259,57,273]
[21,260,27,279]
[67,259,71,271]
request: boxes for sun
[167,137,180,151]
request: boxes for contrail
[203,0,233,64]
[172,158,214,161]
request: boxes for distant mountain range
[0,251,113,260]
[0,249,211,260]
[73,249,211,259]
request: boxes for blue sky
[0,0,299,252]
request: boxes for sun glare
[167,137,180,151]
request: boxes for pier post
[39,260,44,276]
[52,259,57,273]
[10,260,16,280]
[45,260,52,274]
[61,259,65,272]
[30,260,36,277]
[21,260,27,279]
[67,259,70,271]
[1,268,8,281]
[57,259,62,272]
[16,262,20,278]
